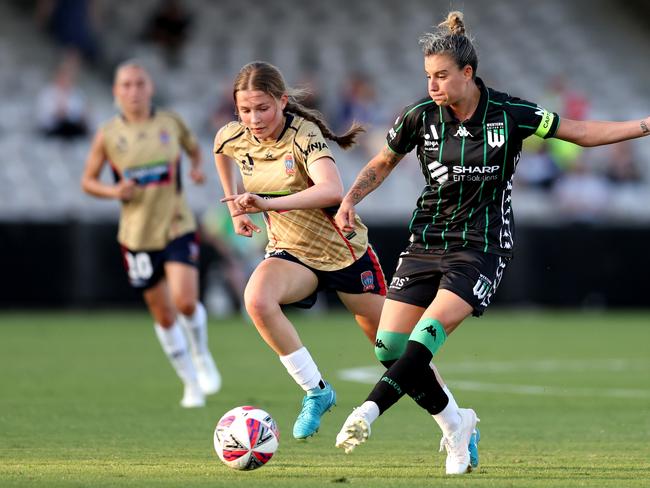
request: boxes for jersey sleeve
[213,122,242,158]
[168,112,199,152]
[295,122,334,171]
[505,96,560,140]
[386,103,420,154]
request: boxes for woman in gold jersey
[81,61,220,408]
[214,61,469,444]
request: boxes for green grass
[1,309,649,487]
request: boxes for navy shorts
[386,248,510,316]
[266,246,387,309]
[120,232,200,290]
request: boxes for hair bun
[439,11,465,36]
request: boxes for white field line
[338,361,650,399]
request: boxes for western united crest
[486,122,505,148]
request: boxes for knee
[244,289,277,321]
[155,310,177,328]
[374,330,409,366]
[175,299,195,317]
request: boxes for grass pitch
[1,309,649,487]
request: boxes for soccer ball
[213,406,279,470]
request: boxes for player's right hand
[116,179,136,202]
[335,200,356,233]
[232,214,262,237]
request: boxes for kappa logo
[422,325,438,339]
[375,338,388,350]
[454,126,473,138]
[427,160,448,185]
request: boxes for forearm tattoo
[641,119,649,135]
[347,147,403,204]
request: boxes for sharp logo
[453,165,500,174]
[452,165,501,182]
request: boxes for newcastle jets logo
[454,125,472,138]
[486,122,505,148]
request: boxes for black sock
[369,341,448,414]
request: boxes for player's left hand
[221,192,270,216]
[190,167,206,184]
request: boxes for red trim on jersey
[322,210,357,261]
[366,245,387,296]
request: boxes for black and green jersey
[387,77,560,257]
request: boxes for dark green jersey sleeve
[385,101,425,154]
[505,96,560,140]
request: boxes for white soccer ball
[213,406,280,470]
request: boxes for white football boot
[439,408,479,474]
[194,352,222,395]
[335,408,371,454]
[180,381,206,408]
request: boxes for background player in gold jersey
[214,61,472,444]
[81,61,220,408]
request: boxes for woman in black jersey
[334,11,650,475]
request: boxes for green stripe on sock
[374,330,409,362]
[408,318,447,356]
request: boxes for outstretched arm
[81,129,135,201]
[555,116,650,147]
[222,156,343,215]
[335,145,405,232]
[214,152,261,237]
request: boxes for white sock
[154,322,199,385]
[279,346,323,392]
[178,302,209,357]
[355,401,380,425]
[433,401,462,437]
[442,384,459,411]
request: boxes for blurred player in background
[214,61,475,445]
[334,11,650,475]
[81,60,220,408]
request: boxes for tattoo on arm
[641,120,649,135]
[380,146,404,168]
[347,147,404,204]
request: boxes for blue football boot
[292,383,336,439]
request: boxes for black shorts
[120,232,200,290]
[266,246,386,309]
[386,248,509,316]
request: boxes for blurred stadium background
[1,0,649,309]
